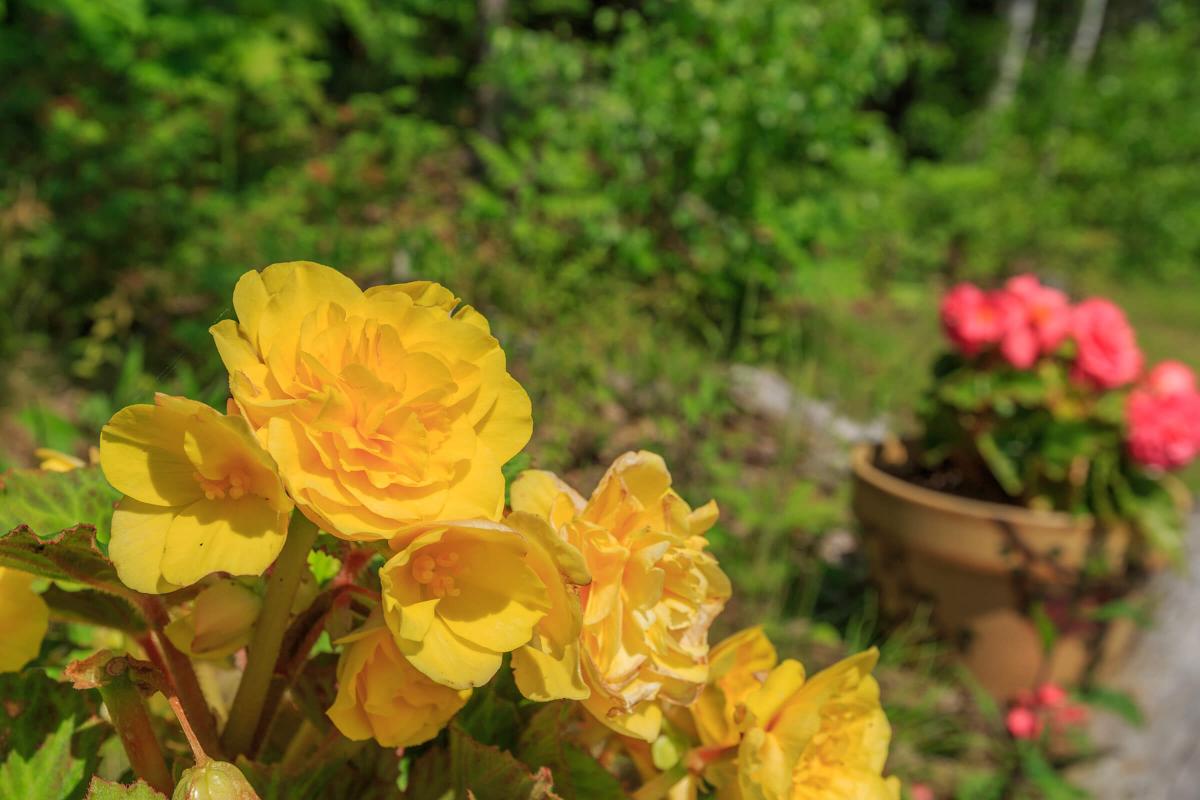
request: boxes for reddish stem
[170,695,210,767]
[135,595,223,759]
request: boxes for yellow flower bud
[165,580,262,659]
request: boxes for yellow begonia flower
[511,451,732,742]
[506,511,591,702]
[692,626,778,748]
[0,567,50,672]
[100,394,293,594]
[209,262,532,541]
[380,519,551,690]
[737,649,899,800]
[327,623,470,748]
[165,579,262,659]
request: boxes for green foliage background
[2,1,1199,796]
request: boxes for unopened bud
[165,580,262,659]
[172,760,260,800]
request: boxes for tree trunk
[987,0,1038,112]
[476,0,508,142]
[1068,0,1108,74]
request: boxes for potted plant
[852,274,1198,700]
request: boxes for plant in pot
[852,274,1199,700]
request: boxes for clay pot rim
[851,443,1093,532]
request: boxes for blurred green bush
[1,0,1199,445]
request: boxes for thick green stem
[98,660,174,796]
[222,513,319,757]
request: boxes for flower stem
[222,513,319,757]
[169,695,210,767]
[135,597,223,760]
[97,659,175,796]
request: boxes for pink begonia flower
[1126,386,1200,470]
[1005,706,1043,740]
[941,283,1004,356]
[1005,274,1072,353]
[910,783,936,800]
[995,290,1039,369]
[1034,683,1067,708]
[1048,702,1090,734]
[1070,298,1143,389]
[1145,360,1196,398]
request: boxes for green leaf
[237,745,404,800]
[516,703,625,800]
[0,718,86,800]
[1113,471,1185,561]
[0,524,128,597]
[502,453,532,507]
[954,770,1008,800]
[458,685,521,749]
[16,408,81,455]
[1085,598,1151,628]
[1016,741,1088,799]
[405,745,452,800]
[976,431,1024,497]
[1079,686,1144,726]
[0,467,120,550]
[450,725,561,800]
[84,778,166,800]
[0,670,100,759]
[1029,602,1058,655]
[41,586,147,634]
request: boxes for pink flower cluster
[940,275,1143,387]
[1005,683,1088,741]
[1126,361,1200,470]
[941,275,1070,369]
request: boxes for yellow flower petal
[328,624,470,748]
[512,640,589,702]
[519,454,730,741]
[380,519,552,690]
[109,498,184,594]
[400,617,504,690]
[506,512,590,702]
[475,372,534,466]
[159,498,289,588]
[737,649,896,800]
[212,263,531,541]
[101,395,292,593]
[0,568,49,673]
[100,403,202,506]
[35,448,86,473]
[692,626,778,748]
[510,470,585,529]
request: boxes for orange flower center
[412,550,464,598]
[193,468,250,501]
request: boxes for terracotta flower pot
[851,444,1141,702]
